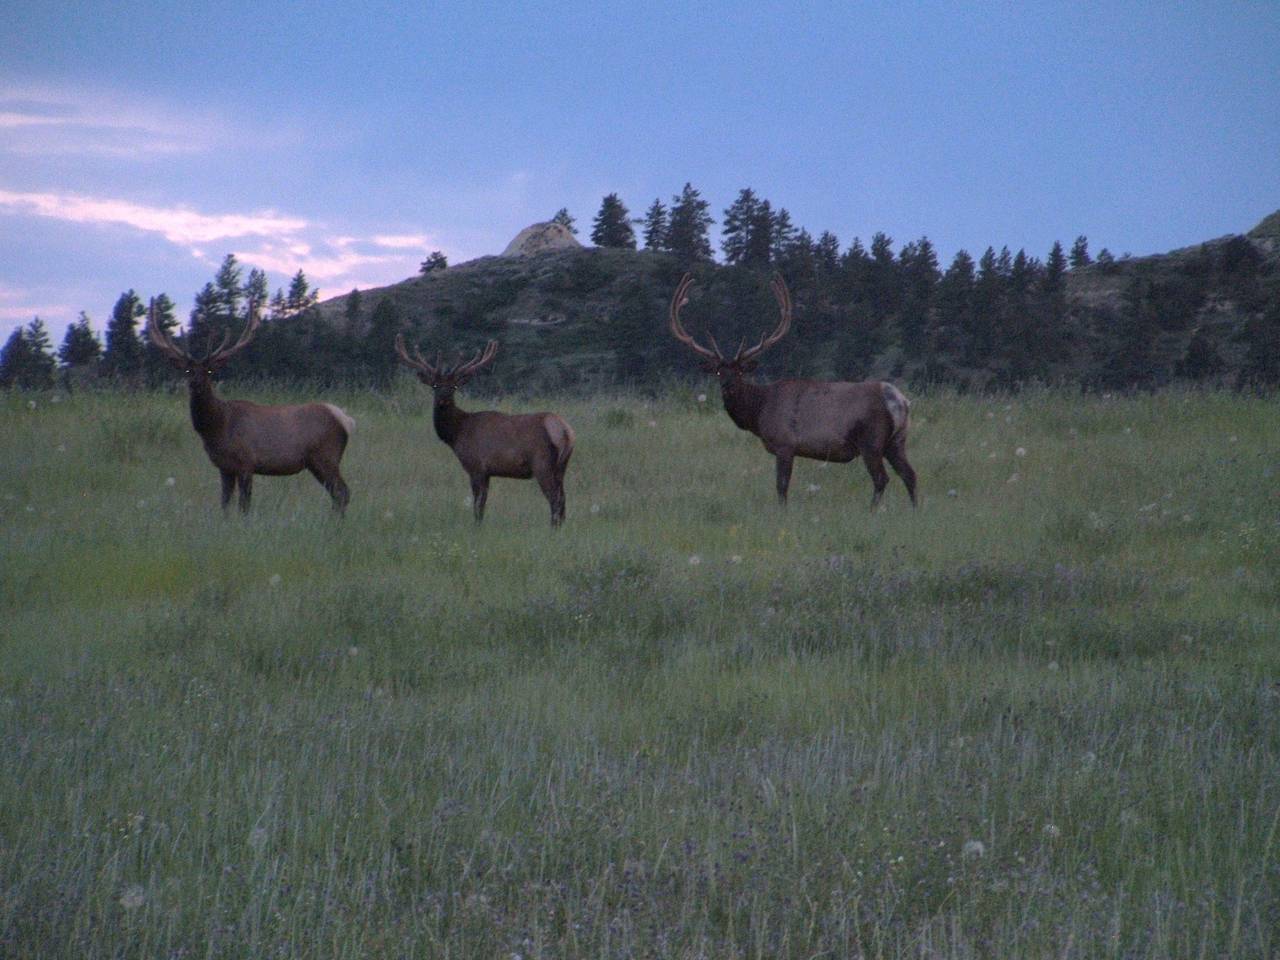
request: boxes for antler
[735,274,792,363]
[205,297,262,367]
[394,333,439,379]
[145,297,189,364]
[668,274,720,361]
[449,340,499,382]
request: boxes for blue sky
[2,1,1278,344]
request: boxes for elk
[146,300,354,513]
[394,336,575,526]
[669,273,917,508]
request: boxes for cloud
[0,188,308,245]
[371,234,432,249]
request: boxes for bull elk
[394,336,574,526]
[146,300,354,513]
[669,274,917,508]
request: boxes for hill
[303,211,1280,393]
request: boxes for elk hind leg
[859,446,890,511]
[237,474,253,513]
[775,452,794,506]
[220,471,236,511]
[535,468,565,527]
[470,474,489,524]
[306,459,350,514]
[884,440,917,507]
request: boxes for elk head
[394,335,499,408]
[145,297,261,385]
[668,273,792,385]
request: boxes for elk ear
[740,358,759,373]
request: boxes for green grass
[2,385,1278,958]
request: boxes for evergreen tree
[142,294,178,384]
[1176,328,1224,382]
[743,199,775,266]
[187,283,222,353]
[243,268,269,312]
[898,237,939,360]
[59,312,102,367]
[590,193,636,248]
[1238,298,1280,387]
[1038,241,1070,365]
[0,327,30,388]
[664,183,714,264]
[770,208,797,263]
[1102,271,1161,389]
[935,249,976,374]
[344,288,363,335]
[22,318,56,387]
[286,270,318,314]
[551,207,577,234]
[720,188,760,264]
[214,254,244,323]
[641,199,668,250]
[968,247,1003,367]
[364,297,402,388]
[420,251,449,273]
[815,231,841,275]
[101,290,146,379]
[1095,248,1116,272]
[1069,235,1091,268]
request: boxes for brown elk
[394,336,575,526]
[669,274,917,508]
[146,300,354,514]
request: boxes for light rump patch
[881,382,911,437]
[322,404,356,438]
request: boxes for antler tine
[394,333,437,377]
[145,296,189,363]
[453,339,500,380]
[738,274,793,363]
[207,300,262,366]
[668,273,720,360]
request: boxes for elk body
[395,337,575,526]
[669,274,917,508]
[146,302,354,513]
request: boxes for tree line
[3,187,1277,391]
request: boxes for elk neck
[432,392,468,446]
[720,374,767,433]
[188,376,229,438]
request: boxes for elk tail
[544,415,575,471]
[880,382,910,441]
[323,403,356,439]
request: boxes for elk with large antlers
[395,336,575,526]
[669,274,917,508]
[146,300,354,513]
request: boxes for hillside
[307,211,1280,392]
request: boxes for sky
[2,1,1278,345]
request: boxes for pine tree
[187,283,222,354]
[22,318,56,387]
[815,231,841,275]
[364,297,402,388]
[59,312,102,367]
[214,254,244,323]
[344,288,363,335]
[101,290,146,379]
[1238,298,1280,387]
[142,294,178,384]
[286,270,317,314]
[243,268,269,312]
[743,199,775,266]
[721,188,760,264]
[1095,248,1116,272]
[551,208,577,234]
[641,199,668,250]
[770,208,797,263]
[898,237,939,360]
[664,183,714,264]
[0,328,30,388]
[589,194,636,249]
[420,251,449,274]
[1069,235,1091,268]
[936,249,976,371]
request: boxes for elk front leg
[220,471,235,511]
[470,474,489,524]
[775,452,794,505]
[237,473,253,513]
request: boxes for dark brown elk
[146,300,353,513]
[669,274,917,508]
[394,336,575,526]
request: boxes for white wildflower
[348,646,359,656]
[464,495,473,507]
[383,509,394,520]
[27,400,36,410]
[1048,661,1060,671]
[807,483,820,493]
[165,477,176,487]
[1015,447,1027,457]
[729,554,742,564]
[249,826,269,850]
[647,419,657,427]
[1007,472,1020,484]
[947,488,958,498]
[590,503,600,515]
[985,411,994,419]
[1043,823,1061,838]
[1123,426,1132,434]
[119,885,146,911]
[56,443,67,453]
[962,839,986,859]
[268,574,282,587]
[1229,434,1238,443]
[688,555,702,566]
[697,393,707,403]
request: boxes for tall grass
[2,385,1278,958]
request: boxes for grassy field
[2,384,1278,958]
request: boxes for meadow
[1,384,1278,958]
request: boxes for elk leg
[307,459,350,515]
[775,453,794,505]
[885,441,918,507]
[861,448,890,510]
[537,470,566,527]
[220,472,236,511]
[237,474,253,513]
[470,475,489,524]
